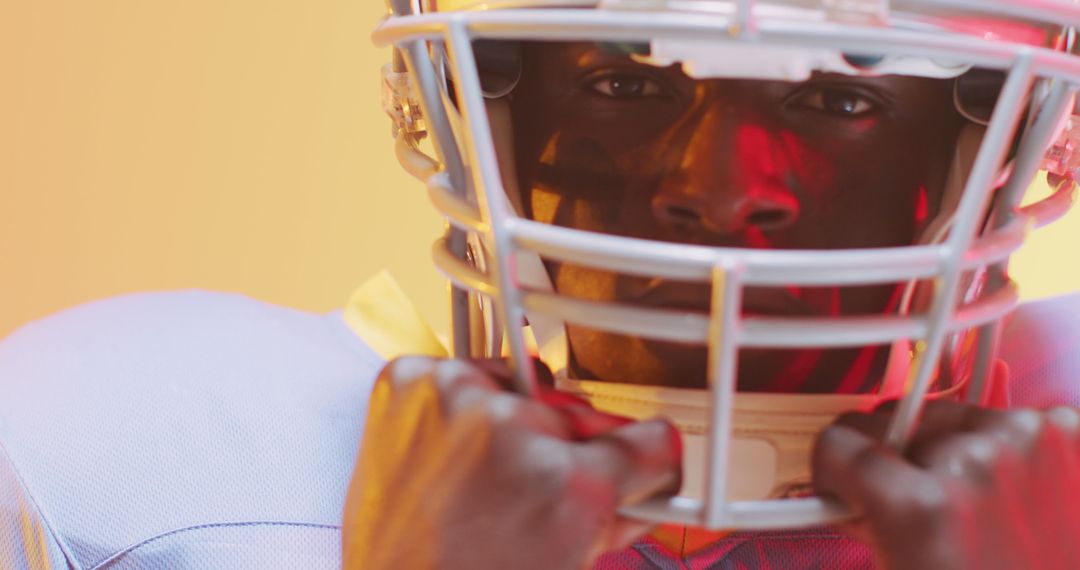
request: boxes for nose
[653,101,801,236]
[652,189,799,233]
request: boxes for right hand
[341,356,682,570]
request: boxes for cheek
[528,133,664,231]
[776,130,837,198]
[792,131,938,249]
[553,264,618,303]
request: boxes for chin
[570,329,872,394]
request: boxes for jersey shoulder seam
[0,438,83,569]
[88,520,340,570]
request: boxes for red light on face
[915,185,930,224]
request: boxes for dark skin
[344,42,1080,569]
[508,42,965,392]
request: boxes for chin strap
[556,375,879,501]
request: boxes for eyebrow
[571,44,655,70]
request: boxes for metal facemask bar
[374,2,1080,529]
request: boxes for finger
[473,356,596,410]
[871,399,1005,456]
[873,398,985,434]
[813,424,945,540]
[913,400,1001,434]
[424,358,549,406]
[833,410,891,441]
[535,385,596,411]
[839,400,982,446]
[548,402,633,440]
[905,405,1043,467]
[572,419,682,506]
[537,386,631,440]
[469,357,555,392]
[1046,406,1080,440]
[908,431,1001,487]
[379,355,439,389]
[471,358,629,438]
[812,425,964,568]
[433,360,574,438]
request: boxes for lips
[630,282,814,317]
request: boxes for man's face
[502,42,967,392]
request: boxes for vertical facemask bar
[401,39,475,358]
[444,23,538,396]
[885,52,1035,449]
[703,261,743,527]
[965,320,1001,405]
[996,80,1079,223]
[386,0,475,358]
[966,78,1079,405]
[734,0,756,36]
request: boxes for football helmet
[374,0,1080,529]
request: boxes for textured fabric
[596,529,875,569]
[0,290,1077,569]
[999,293,1080,409]
[596,292,1080,570]
[0,291,383,569]
[0,442,72,569]
[342,270,449,359]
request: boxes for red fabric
[593,294,1080,569]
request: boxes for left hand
[813,400,1080,569]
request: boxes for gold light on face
[1,0,1078,353]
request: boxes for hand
[813,400,1080,569]
[341,356,681,570]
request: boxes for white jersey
[0,291,384,569]
[0,289,1077,569]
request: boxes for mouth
[632,284,814,318]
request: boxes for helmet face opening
[375,1,1080,530]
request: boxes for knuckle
[880,477,949,527]
[384,355,437,386]
[1045,406,1080,436]
[847,447,950,527]
[850,443,890,475]
[453,391,513,436]
[481,392,526,427]
[922,435,1001,489]
[508,437,576,500]
[995,409,1045,445]
[953,435,1001,482]
[903,479,949,523]
[433,359,482,391]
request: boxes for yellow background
[1,1,1078,340]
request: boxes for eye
[588,72,665,99]
[791,87,879,117]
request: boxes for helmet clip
[381,63,427,144]
[1045,114,1080,179]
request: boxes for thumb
[572,419,682,507]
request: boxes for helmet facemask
[376,1,1080,529]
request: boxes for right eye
[588,72,666,99]
[789,86,880,118]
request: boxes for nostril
[665,205,701,224]
[746,209,793,228]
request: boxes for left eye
[792,88,878,117]
[588,73,665,99]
